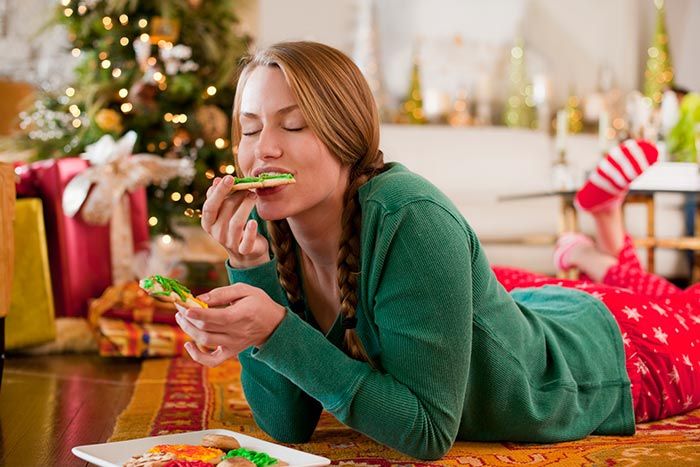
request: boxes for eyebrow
[241,104,299,119]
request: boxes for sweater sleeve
[251,201,474,460]
[227,260,323,443]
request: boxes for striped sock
[574,139,658,212]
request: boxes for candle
[598,111,610,154]
[555,110,567,153]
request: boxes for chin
[254,203,292,222]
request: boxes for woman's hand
[175,283,287,367]
[201,175,270,268]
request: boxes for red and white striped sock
[574,139,658,212]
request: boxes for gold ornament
[95,108,124,133]
[195,105,229,142]
[150,17,181,43]
[187,0,203,8]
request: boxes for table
[499,189,700,283]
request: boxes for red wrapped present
[14,132,194,318]
[15,158,148,317]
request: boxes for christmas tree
[503,39,535,129]
[9,0,250,235]
[399,46,427,125]
[643,0,673,106]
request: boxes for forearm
[251,312,468,460]
[239,348,322,443]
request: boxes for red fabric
[574,140,658,212]
[493,238,700,423]
[14,159,149,317]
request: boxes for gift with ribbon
[14,131,194,317]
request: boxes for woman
[175,41,700,460]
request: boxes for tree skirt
[111,358,700,466]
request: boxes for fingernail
[198,293,210,301]
[174,303,187,313]
[223,175,234,186]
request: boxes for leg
[594,287,700,423]
[491,265,590,293]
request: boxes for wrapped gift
[88,281,178,326]
[6,199,56,350]
[14,132,194,317]
[15,158,149,317]
[96,318,190,357]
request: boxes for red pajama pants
[493,235,700,423]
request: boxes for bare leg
[590,204,626,257]
[567,242,618,282]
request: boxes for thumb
[197,282,258,306]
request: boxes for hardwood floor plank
[1,354,142,466]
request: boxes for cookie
[201,434,241,451]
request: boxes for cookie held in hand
[230,173,295,192]
[139,275,208,308]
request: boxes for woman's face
[236,66,347,221]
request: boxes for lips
[252,166,293,177]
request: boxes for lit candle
[555,110,567,153]
[598,111,610,154]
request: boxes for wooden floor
[0,354,142,466]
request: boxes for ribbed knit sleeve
[251,201,473,460]
[227,260,323,443]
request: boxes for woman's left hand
[175,283,287,367]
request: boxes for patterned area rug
[111,358,700,466]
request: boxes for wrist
[228,253,270,269]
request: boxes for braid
[338,162,384,364]
[267,219,303,309]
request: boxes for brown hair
[231,41,384,363]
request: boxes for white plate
[72,429,331,467]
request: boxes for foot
[574,139,658,213]
[553,232,595,271]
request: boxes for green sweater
[227,163,634,460]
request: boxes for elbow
[254,416,315,444]
[398,429,454,461]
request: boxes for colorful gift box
[6,199,56,350]
[88,281,178,326]
[96,318,190,357]
[15,158,149,317]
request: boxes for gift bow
[62,131,195,283]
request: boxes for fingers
[176,312,229,348]
[184,343,237,367]
[175,305,228,330]
[226,192,257,250]
[197,282,258,307]
[238,219,258,255]
[201,175,237,231]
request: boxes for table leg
[557,196,579,280]
[645,195,655,274]
[694,197,700,284]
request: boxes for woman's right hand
[201,175,270,269]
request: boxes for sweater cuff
[252,311,365,411]
[225,259,289,306]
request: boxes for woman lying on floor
[174,40,700,460]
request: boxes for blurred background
[1,0,700,356]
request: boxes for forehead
[240,66,297,113]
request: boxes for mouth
[252,166,293,177]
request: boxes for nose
[254,126,283,160]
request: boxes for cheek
[236,145,254,175]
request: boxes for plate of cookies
[72,429,331,467]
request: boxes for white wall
[256,0,699,108]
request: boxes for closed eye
[242,130,260,136]
[284,127,306,132]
